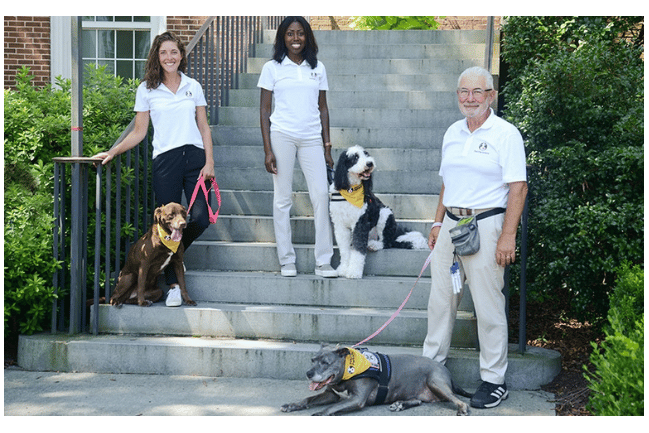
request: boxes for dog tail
[452,382,473,398]
[393,230,428,250]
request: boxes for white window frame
[50,16,166,85]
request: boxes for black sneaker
[470,381,508,408]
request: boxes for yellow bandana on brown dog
[339,184,364,208]
[157,224,180,253]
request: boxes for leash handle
[352,250,434,347]
[188,175,221,224]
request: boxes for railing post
[484,16,494,72]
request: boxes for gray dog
[281,345,471,416]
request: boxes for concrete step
[228,88,459,110]
[184,242,432,277]
[94,302,477,348]
[214,167,442,194]
[17,334,561,390]
[253,43,485,61]
[181,271,472,310]
[205,215,431,243]
[262,29,490,45]
[238,72,462,92]
[217,106,461,128]
[212,125,449,149]
[215,190,438,219]
[214,145,441,171]
[247,57,483,76]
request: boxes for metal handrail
[52,16,284,334]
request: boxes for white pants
[271,130,334,267]
[423,211,509,384]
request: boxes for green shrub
[350,16,441,30]
[4,66,138,339]
[4,163,61,336]
[585,264,643,416]
[501,17,644,322]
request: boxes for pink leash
[187,175,221,224]
[352,250,434,347]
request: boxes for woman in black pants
[94,31,214,306]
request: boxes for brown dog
[110,202,196,307]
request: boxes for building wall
[167,16,209,46]
[4,16,51,89]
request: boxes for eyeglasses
[457,88,493,100]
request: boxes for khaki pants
[423,211,508,384]
[270,130,334,267]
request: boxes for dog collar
[338,184,364,208]
[342,347,376,380]
[157,224,180,253]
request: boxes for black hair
[273,16,319,69]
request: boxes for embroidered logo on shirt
[475,142,490,154]
[185,91,193,98]
[309,71,319,80]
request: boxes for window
[81,17,153,80]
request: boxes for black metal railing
[52,16,284,335]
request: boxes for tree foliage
[501,17,644,323]
[350,16,441,30]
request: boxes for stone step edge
[17,334,562,390]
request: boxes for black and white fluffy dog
[329,145,428,279]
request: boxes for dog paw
[281,403,303,413]
[367,240,383,252]
[389,402,404,412]
[456,403,469,416]
[185,300,197,306]
[138,300,153,307]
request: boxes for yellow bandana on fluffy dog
[342,347,373,380]
[157,224,180,253]
[339,184,364,208]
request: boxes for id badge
[450,261,462,294]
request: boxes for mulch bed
[509,294,603,416]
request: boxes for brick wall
[167,16,209,46]
[4,16,51,89]
[309,16,502,31]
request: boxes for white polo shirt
[439,109,527,209]
[257,57,328,140]
[134,72,207,159]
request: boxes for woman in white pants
[258,16,336,278]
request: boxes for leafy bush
[585,264,643,416]
[351,16,441,30]
[4,66,138,339]
[501,17,644,322]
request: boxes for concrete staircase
[19,29,560,390]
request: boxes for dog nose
[306,370,314,379]
[367,161,373,168]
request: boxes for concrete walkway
[4,367,555,417]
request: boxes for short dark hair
[273,16,319,69]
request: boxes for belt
[446,207,506,221]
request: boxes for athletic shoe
[315,264,337,278]
[470,381,508,408]
[165,286,182,307]
[281,264,297,277]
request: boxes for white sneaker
[281,264,297,277]
[166,286,182,307]
[315,264,338,278]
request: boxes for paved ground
[4,367,555,417]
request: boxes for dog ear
[154,206,164,224]
[334,346,350,358]
[333,153,350,191]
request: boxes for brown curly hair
[143,31,187,89]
